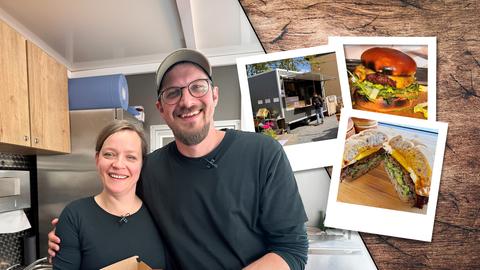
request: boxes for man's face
[156,63,218,145]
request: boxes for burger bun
[361,47,417,76]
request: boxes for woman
[53,120,166,269]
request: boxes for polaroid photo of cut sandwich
[324,109,448,241]
[329,36,436,121]
[236,45,345,171]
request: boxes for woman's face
[95,130,143,197]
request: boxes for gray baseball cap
[155,48,212,95]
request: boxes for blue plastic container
[68,74,129,110]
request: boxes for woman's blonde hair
[95,120,148,160]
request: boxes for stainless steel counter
[306,230,377,270]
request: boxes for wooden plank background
[238,1,480,269]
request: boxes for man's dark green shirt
[139,129,308,270]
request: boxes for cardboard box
[101,256,156,270]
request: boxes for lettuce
[349,71,420,103]
[385,157,411,196]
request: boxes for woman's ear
[95,152,99,166]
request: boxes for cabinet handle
[24,135,29,141]
[34,138,39,144]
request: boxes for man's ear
[212,86,219,107]
[156,100,164,113]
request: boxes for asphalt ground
[287,114,339,144]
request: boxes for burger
[341,129,388,181]
[383,135,431,209]
[350,47,421,113]
[340,130,432,209]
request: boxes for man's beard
[172,122,210,146]
[171,105,211,146]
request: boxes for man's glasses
[158,78,212,105]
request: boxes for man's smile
[178,110,201,119]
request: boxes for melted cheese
[354,147,381,161]
[390,149,422,188]
[343,146,381,167]
[387,75,415,89]
[390,149,411,173]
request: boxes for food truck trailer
[247,69,335,130]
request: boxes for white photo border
[329,36,437,122]
[324,108,448,241]
[236,45,343,171]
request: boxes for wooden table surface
[239,1,480,269]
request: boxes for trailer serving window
[282,78,323,111]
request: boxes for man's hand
[47,218,60,262]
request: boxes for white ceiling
[0,0,264,77]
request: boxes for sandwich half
[341,130,388,181]
[383,135,432,208]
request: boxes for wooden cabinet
[0,20,30,147]
[0,20,70,154]
[27,41,71,153]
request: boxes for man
[312,93,324,125]
[49,49,308,269]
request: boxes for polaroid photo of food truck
[329,36,436,121]
[236,45,348,171]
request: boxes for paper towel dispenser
[0,170,30,213]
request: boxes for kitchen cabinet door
[27,41,71,153]
[0,20,30,147]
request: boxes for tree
[246,57,311,77]
[246,62,271,77]
[274,57,310,72]
[305,53,331,72]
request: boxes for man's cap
[155,49,212,94]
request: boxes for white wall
[295,168,331,227]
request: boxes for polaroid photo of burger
[324,109,448,241]
[236,45,345,171]
[329,37,436,121]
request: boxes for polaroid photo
[324,109,448,241]
[236,45,346,171]
[329,36,436,121]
